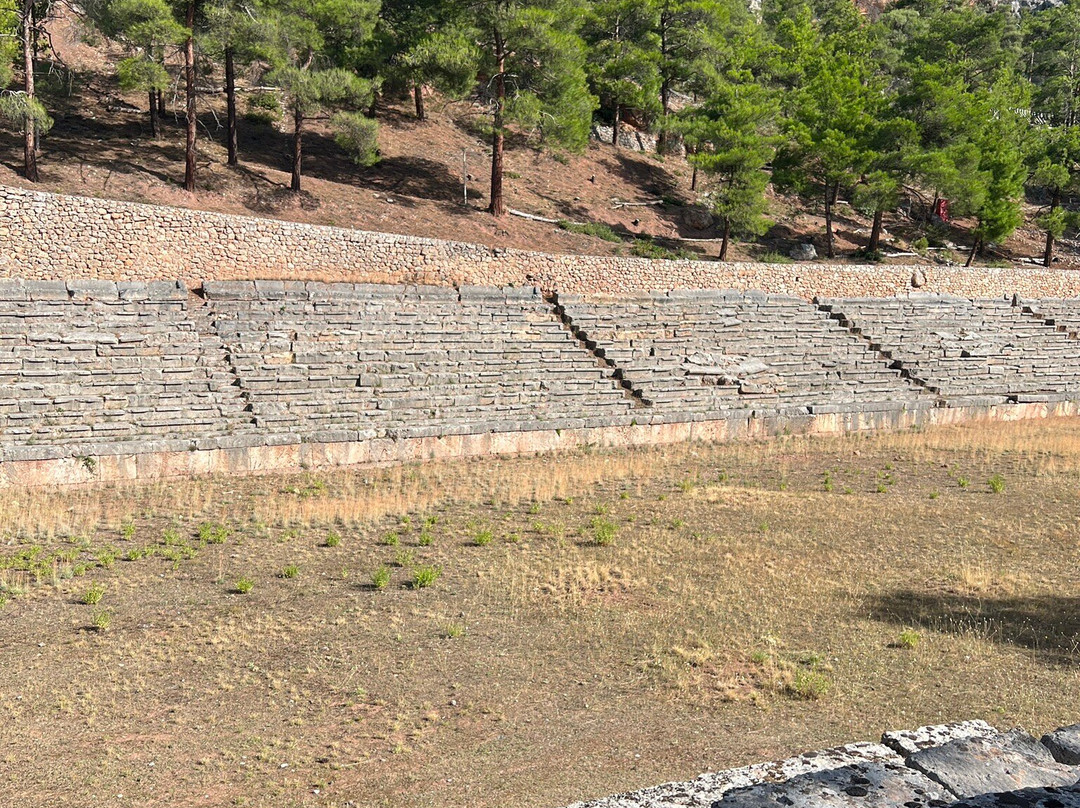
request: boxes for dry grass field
[2,418,1080,808]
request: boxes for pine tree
[203,0,274,164]
[372,0,478,120]
[87,0,199,186]
[773,44,879,258]
[583,0,660,147]
[87,0,183,140]
[961,80,1029,267]
[853,116,916,255]
[1022,0,1080,267]
[654,0,737,151]
[678,62,776,260]
[468,0,596,217]
[1027,128,1080,268]
[262,0,380,192]
[0,0,52,180]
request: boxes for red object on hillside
[933,198,950,222]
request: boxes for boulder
[790,243,818,261]
[682,206,715,230]
[1042,724,1080,765]
[711,760,951,808]
[907,729,1080,798]
[950,784,1080,808]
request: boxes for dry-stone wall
[7,184,1080,298]
[3,279,1080,484]
[561,720,1080,808]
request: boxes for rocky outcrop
[561,721,1080,808]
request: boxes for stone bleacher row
[818,295,1080,405]
[0,280,253,460]
[202,281,636,440]
[556,290,936,416]
[2,281,1080,460]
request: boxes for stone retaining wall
[6,184,1080,298]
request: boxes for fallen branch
[196,85,281,94]
[612,200,664,209]
[509,208,563,224]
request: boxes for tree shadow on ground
[610,151,681,201]
[238,118,475,209]
[868,589,1080,666]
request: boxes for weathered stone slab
[908,730,1080,798]
[1042,725,1080,766]
[562,743,904,808]
[712,760,951,808]
[949,784,1080,808]
[883,720,999,757]
[67,280,118,299]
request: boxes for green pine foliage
[9,0,1080,252]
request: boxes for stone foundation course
[560,720,1080,808]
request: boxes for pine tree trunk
[1044,188,1061,268]
[488,36,506,217]
[225,46,238,166]
[157,88,165,115]
[183,0,197,192]
[367,87,380,118]
[31,22,39,155]
[149,90,160,139]
[22,0,37,183]
[612,103,621,148]
[824,182,835,259]
[719,219,731,261]
[291,105,303,192]
[414,84,425,120]
[657,26,670,157]
[965,237,980,267]
[868,208,883,253]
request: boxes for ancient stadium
[1,186,1079,807]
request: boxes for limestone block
[713,761,950,808]
[951,785,1080,808]
[907,729,1080,798]
[883,720,999,757]
[1042,725,1080,766]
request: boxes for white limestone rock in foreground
[559,722,1080,808]
[950,785,1080,808]
[882,721,1000,757]
[561,742,904,808]
[907,729,1080,798]
[713,759,951,808]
